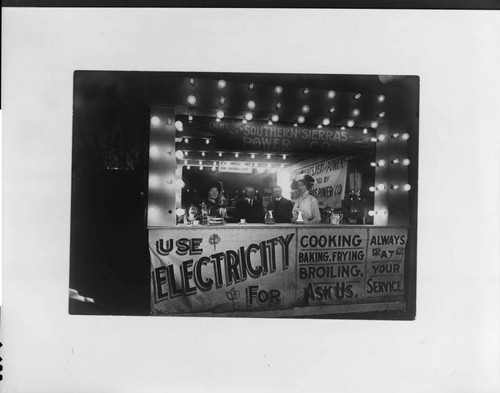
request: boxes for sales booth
[147,74,418,318]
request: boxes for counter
[149,224,409,317]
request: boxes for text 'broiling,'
[152,234,295,301]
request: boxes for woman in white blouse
[291,174,321,224]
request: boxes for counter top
[148,223,410,230]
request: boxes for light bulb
[402,158,410,166]
[175,150,184,160]
[189,78,195,85]
[368,210,375,216]
[271,114,279,122]
[317,124,323,129]
[184,138,189,144]
[218,79,226,88]
[199,165,203,170]
[199,160,202,165]
[151,116,160,126]
[235,153,239,158]
[391,184,400,190]
[248,83,254,90]
[183,160,188,165]
[149,176,160,188]
[149,146,160,159]
[247,100,256,109]
[355,93,361,99]
[297,116,305,124]
[219,97,226,105]
[329,107,335,113]
[363,128,368,134]
[371,121,379,128]
[267,154,271,159]
[370,162,376,167]
[378,134,386,142]
[187,165,191,170]
[245,112,253,121]
[212,166,216,171]
[187,95,196,105]
[391,158,400,164]
[188,115,193,122]
[376,183,386,191]
[401,133,410,141]
[242,119,247,124]
[377,95,385,102]
[369,186,376,192]
[302,105,310,114]
[370,137,377,142]
[378,159,386,167]
[218,152,223,157]
[282,154,287,160]
[184,151,188,156]
[251,153,255,159]
[201,152,206,157]
[215,118,221,122]
[268,120,273,125]
[378,112,385,118]
[347,120,355,128]
[205,139,210,145]
[392,132,400,138]
[322,118,330,126]
[293,122,298,127]
[328,90,336,99]
[341,126,346,130]
[303,88,310,95]
[275,85,283,94]
[403,184,411,191]
[352,109,360,117]
[276,103,281,109]
[216,110,224,119]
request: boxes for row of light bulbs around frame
[176,150,287,160]
[188,78,386,103]
[371,158,411,167]
[369,183,412,192]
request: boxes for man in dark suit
[266,185,294,223]
[235,186,264,223]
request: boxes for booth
[147,75,416,318]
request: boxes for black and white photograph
[70,71,419,318]
[2,6,499,393]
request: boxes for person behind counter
[267,185,294,223]
[200,182,223,216]
[235,186,264,223]
[291,174,321,224]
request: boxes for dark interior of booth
[69,71,419,318]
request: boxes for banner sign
[218,161,253,174]
[177,116,375,154]
[150,227,297,314]
[290,157,347,209]
[150,227,407,315]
